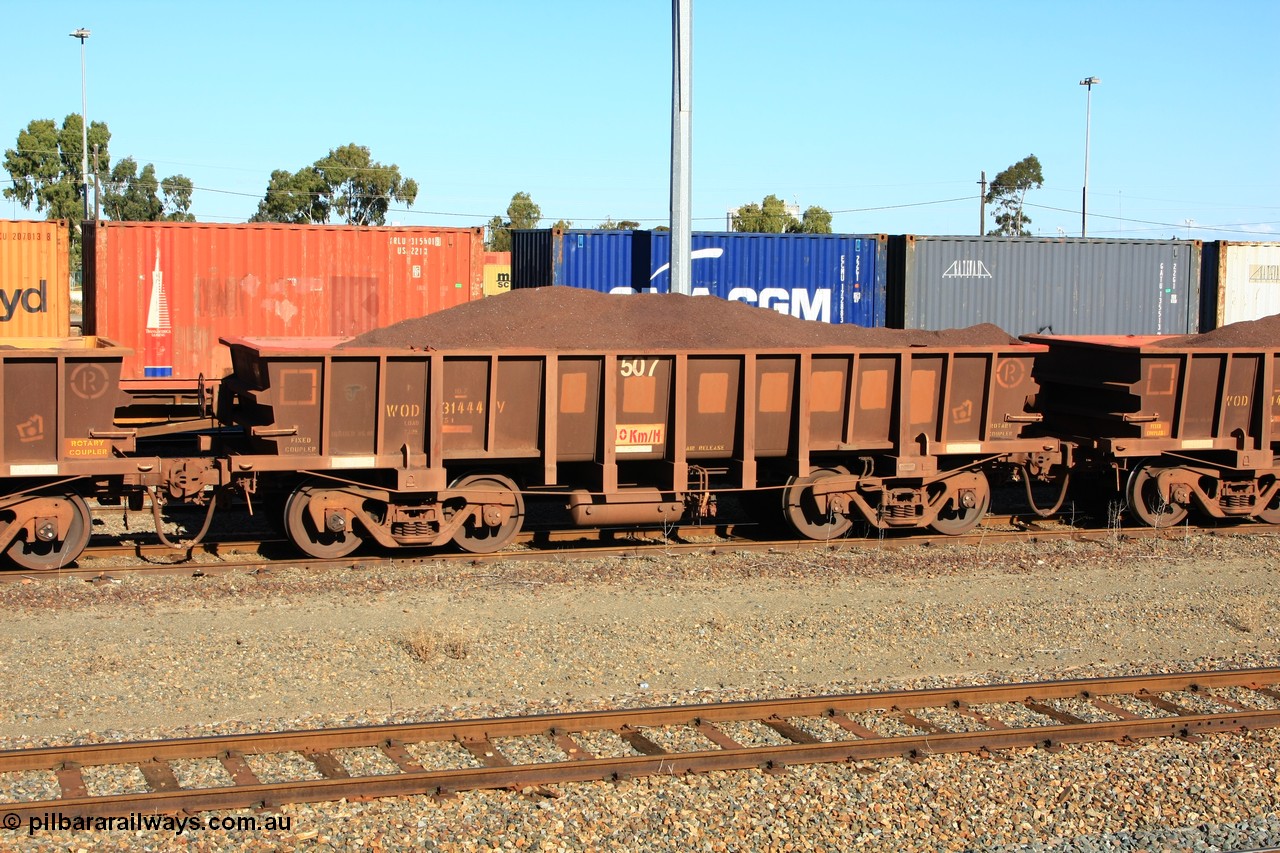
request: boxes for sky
[3,0,1278,241]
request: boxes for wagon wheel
[6,493,93,571]
[1125,461,1189,528]
[928,471,992,536]
[1257,478,1280,524]
[782,467,854,540]
[284,484,363,559]
[449,474,524,554]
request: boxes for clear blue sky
[4,0,1277,240]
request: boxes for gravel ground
[1,530,1278,851]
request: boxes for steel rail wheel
[1257,477,1280,524]
[6,493,92,571]
[284,483,363,559]
[782,467,854,540]
[450,474,524,554]
[928,471,992,535]
[1125,460,1190,528]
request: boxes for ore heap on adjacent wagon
[342,287,1021,351]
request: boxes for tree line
[3,113,1044,266]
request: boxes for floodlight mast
[1080,76,1100,237]
[71,28,92,221]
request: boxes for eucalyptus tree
[485,191,542,251]
[5,115,193,265]
[984,155,1044,236]
[731,194,832,233]
[251,144,418,226]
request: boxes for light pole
[1079,76,1099,237]
[70,28,91,221]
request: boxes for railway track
[3,515,1278,583]
[1,667,1277,820]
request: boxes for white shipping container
[1205,242,1280,328]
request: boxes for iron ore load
[0,287,1277,569]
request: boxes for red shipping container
[83,221,483,382]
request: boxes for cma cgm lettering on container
[510,229,888,327]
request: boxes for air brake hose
[1021,465,1071,518]
[148,486,220,551]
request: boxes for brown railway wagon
[220,336,1059,556]
[1023,333,1280,526]
[0,338,254,571]
[0,337,134,568]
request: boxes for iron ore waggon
[217,331,1056,557]
[0,337,133,569]
[1024,330,1280,526]
[0,288,1277,570]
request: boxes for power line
[5,170,1277,236]
[1024,201,1280,237]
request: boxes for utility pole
[978,171,987,236]
[670,0,692,295]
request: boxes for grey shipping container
[888,236,1201,336]
[1200,241,1280,331]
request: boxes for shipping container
[511,229,887,327]
[1200,241,1280,330]
[0,220,72,339]
[512,229,639,292]
[83,221,484,382]
[483,251,511,297]
[888,236,1201,336]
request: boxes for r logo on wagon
[993,358,1026,389]
[616,423,665,453]
[69,364,112,400]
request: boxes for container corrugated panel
[0,220,71,338]
[84,221,484,382]
[483,251,511,297]
[511,229,887,327]
[890,236,1201,336]
[1202,242,1280,329]
[509,229,552,288]
[511,229,640,291]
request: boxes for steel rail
[1,667,1278,819]
[4,519,1276,583]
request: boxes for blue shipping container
[511,229,887,327]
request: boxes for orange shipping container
[0,220,71,339]
[83,221,484,381]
